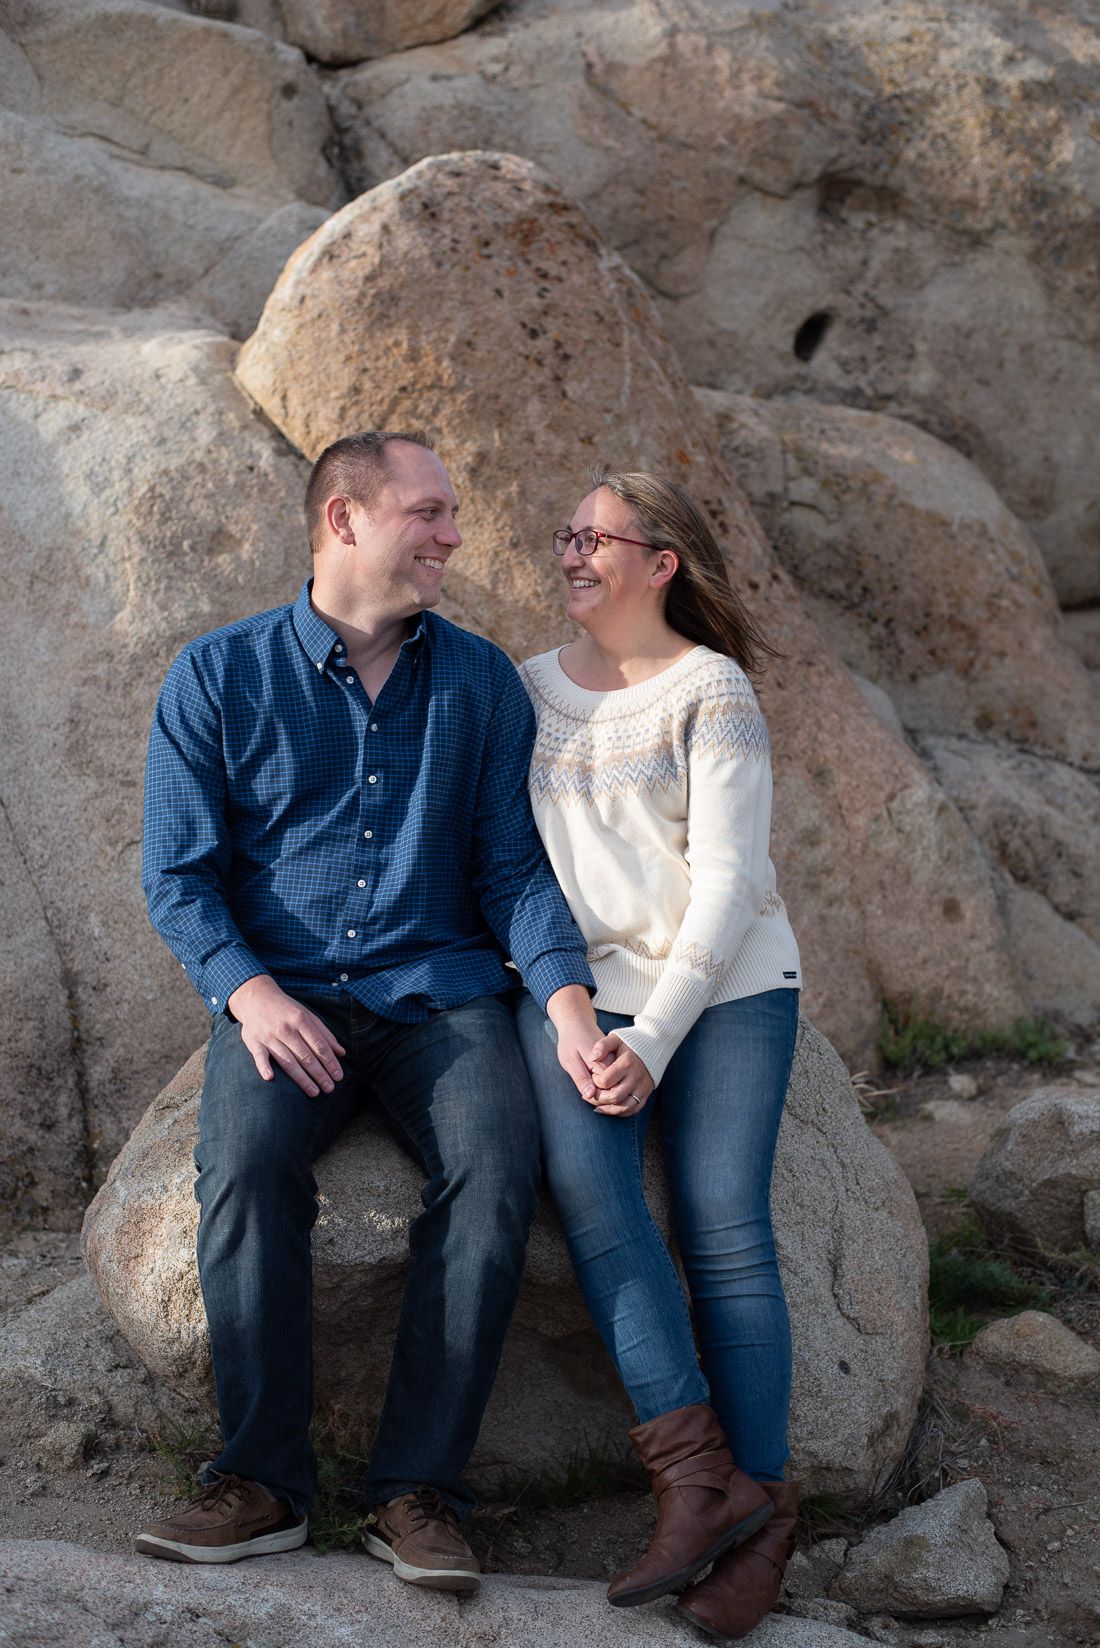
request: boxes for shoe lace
[186,1473,249,1512]
[401,1485,455,1533]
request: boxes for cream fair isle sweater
[519,645,802,1087]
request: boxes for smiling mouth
[569,578,598,590]
[415,557,446,571]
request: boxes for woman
[516,470,803,1642]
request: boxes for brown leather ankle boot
[675,1480,799,1641]
[606,1403,774,1608]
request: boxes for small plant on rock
[927,1204,1046,1350]
[879,1001,1068,1074]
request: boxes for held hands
[543,987,654,1117]
[588,1032,655,1117]
[227,974,346,1097]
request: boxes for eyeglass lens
[552,529,598,556]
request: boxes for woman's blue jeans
[195,990,540,1518]
[516,987,799,1483]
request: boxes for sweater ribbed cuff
[614,967,715,1089]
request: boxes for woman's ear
[650,550,679,589]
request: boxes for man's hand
[545,984,600,1103]
[588,1032,655,1117]
[227,975,346,1097]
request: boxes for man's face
[345,442,462,616]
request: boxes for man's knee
[196,1043,321,1206]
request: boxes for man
[137,431,600,1590]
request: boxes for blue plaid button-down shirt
[143,582,593,1020]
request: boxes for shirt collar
[293,579,340,672]
[292,580,430,672]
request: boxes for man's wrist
[226,972,275,1019]
[546,983,596,1027]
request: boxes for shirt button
[357,879,366,888]
[210,996,218,1006]
[340,973,348,982]
[370,723,378,732]
[335,642,344,652]
[367,775,377,784]
[346,674,355,684]
[363,830,373,840]
[347,929,356,938]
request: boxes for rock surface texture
[237,147,1026,1065]
[0,1540,875,1648]
[83,1019,929,1501]
[921,737,1100,1028]
[699,391,1098,768]
[830,1479,1010,1617]
[327,0,1100,604]
[0,0,337,323]
[967,1310,1100,1384]
[969,1089,1100,1255]
[0,805,87,1227]
[0,304,311,1224]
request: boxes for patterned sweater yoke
[520,645,801,1087]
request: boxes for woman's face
[559,487,663,630]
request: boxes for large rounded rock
[0,303,312,1224]
[699,391,1098,769]
[327,0,1100,604]
[177,0,503,66]
[83,1020,929,1500]
[237,148,1025,1065]
[969,1089,1100,1255]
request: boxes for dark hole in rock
[794,311,833,362]
[838,1359,851,1374]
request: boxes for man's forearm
[545,983,597,1029]
[144,869,267,1013]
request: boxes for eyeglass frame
[552,527,656,557]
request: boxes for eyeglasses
[552,528,655,557]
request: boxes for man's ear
[326,495,355,545]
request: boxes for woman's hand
[545,984,600,1103]
[588,1032,655,1117]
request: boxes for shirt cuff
[521,949,596,1015]
[196,944,268,1015]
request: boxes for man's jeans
[195,990,540,1518]
[517,987,799,1484]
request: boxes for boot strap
[751,1528,796,1567]
[652,1447,735,1496]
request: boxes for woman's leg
[659,989,800,1483]
[515,993,708,1422]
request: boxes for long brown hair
[592,469,779,674]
